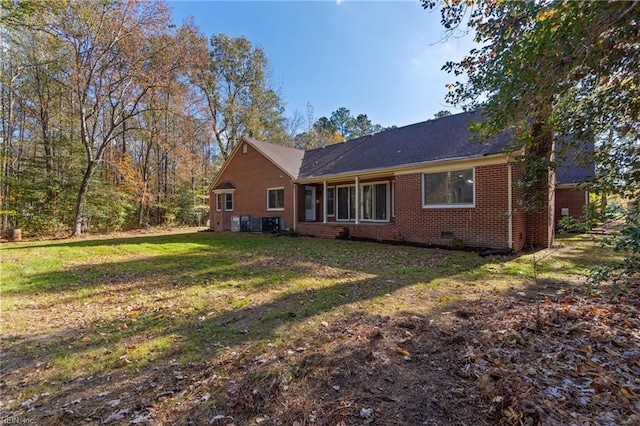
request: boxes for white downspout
[507,158,513,250]
[293,183,297,232]
[585,187,589,205]
[323,181,328,223]
[355,176,360,225]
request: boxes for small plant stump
[8,228,22,241]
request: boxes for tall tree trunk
[137,191,146,228]
[137,138,153,228]
[73,109,96,236]
[525,105,555,248]
[1,92,13,234]
[73,161,96,236]
[39,99,55,201]
[1,67,19,234]
[119,118,126,184]
[155,144,163,225]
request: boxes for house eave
[556,182,592,190]
[294,151,521,184]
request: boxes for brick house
[555,145,594,227]
[209,111,592,251]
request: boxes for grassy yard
[1,229,637,425]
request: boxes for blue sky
[169,1,476,128]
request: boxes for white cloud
[336,0,345,5]
[409,42,456,71]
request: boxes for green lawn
[0,229,624,424]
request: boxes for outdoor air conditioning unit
[240,215,251,231]
[262,217,282,232]
[230,215,241,232]
[250,217,263,232]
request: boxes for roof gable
[209,137,305,191]
[243,137,305,179]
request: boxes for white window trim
[422,168,476,209]
[224,193,234,211]
[326,186,335,217]
[213,189,235,211]
[266,187,285,211]
[359,180,390,222]
[215,193,222,212]
[336,184,356,222]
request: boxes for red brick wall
[296,222,397,240]
[555,187,588,224]
[511,166,527,252]
[210,142,294,231]
[523,168,555,249]
[295,165,545,251]
[348,224,397,240]
[393,164,511,250]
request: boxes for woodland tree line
[0,0,389,237]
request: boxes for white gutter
[293,183,297,232]
[355,176,360,224]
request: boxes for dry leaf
[620,386,637,400]
[395,346,410,356]
[604,347,621,357]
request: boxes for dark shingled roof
[556,141,596,185]
[299,111,515,179]
[210,112,593,188]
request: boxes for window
[361,182,389,221]
[215,194,222,211]
[326,187,335,216]
[224,193,234,211]
[423,169,474,207]
[337,185,356,221]
[267,187,285,210]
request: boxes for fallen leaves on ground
[4,280,639,425]
[457,282,640,425]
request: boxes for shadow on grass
[0,229,223,251]
[1,231,602,424]
[2,267,466,370]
